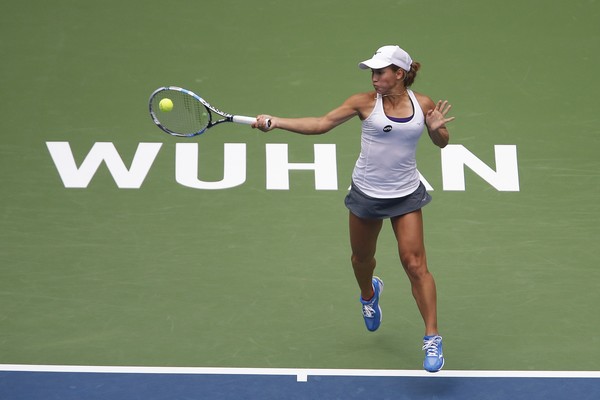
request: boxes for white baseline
[1,365,598,383]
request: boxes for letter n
[441,144,520,191]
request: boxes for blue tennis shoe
[360,276,384,332]
[422,335,444,372]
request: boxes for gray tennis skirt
[344,181,432,219]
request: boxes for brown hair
[391,62,421,87]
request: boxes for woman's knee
[351,252,374,267]
[401,254,428,279]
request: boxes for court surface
[1,0,599,399]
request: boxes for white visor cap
[358,45,413,72]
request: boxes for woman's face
[371,66,403,94]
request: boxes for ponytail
[404,61,420,87]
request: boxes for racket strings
[152,90,210,136]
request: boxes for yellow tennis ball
[159,98,173,112]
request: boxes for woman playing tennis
[253,45,454,373]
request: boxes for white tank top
[351,90,425,198]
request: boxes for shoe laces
[422,336,442,357]
[362,304,376,318]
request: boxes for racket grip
[233,115,271,129]
[232,115,256,125]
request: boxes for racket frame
[149,86,256,137]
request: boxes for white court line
[1,364,599,382]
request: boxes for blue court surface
[1,365,599,400]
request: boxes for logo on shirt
[383,125,393,133]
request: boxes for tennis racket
[148,86,268,137]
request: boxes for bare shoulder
[413,91,435,113]
[344,91,376,119]
[345,91,376,105]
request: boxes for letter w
[46,142,162,188]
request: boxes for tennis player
[253,45,453,373]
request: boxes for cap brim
[358,59,392,69]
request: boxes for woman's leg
[390,210,438,336]
[349,212,383,300]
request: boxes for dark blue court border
[1,371,599,400]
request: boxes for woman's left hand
[425,100,454,132]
